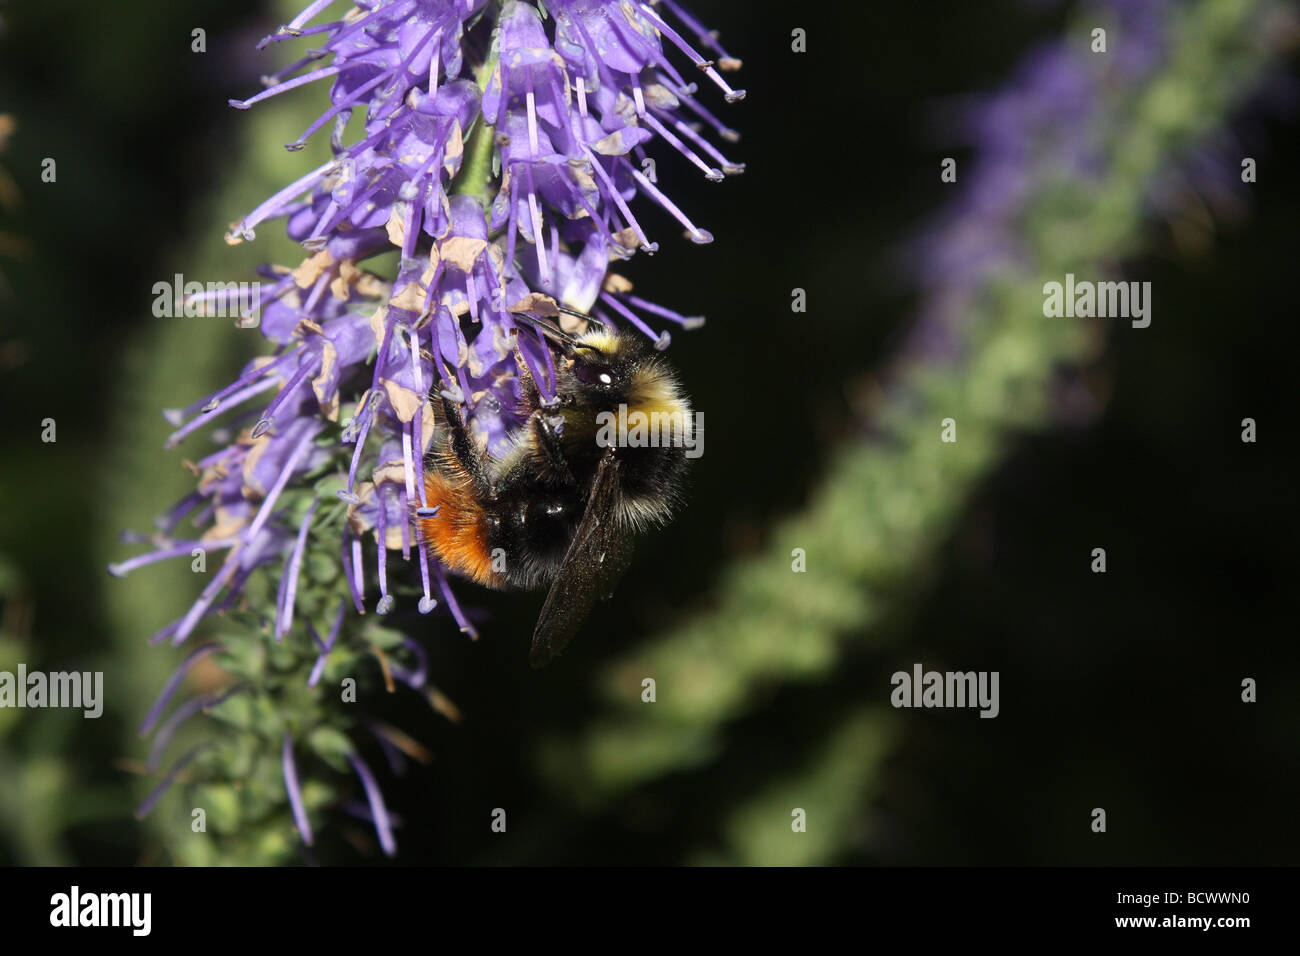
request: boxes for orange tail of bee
[417,471,504,588]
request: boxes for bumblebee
[416,309,694,667]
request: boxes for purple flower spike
[347,752,398,857]
[308,599,348,688]
[122,0,743,857]
[134,745,208,821]
[133,0,743,685]
[139,642,223,736]
[283,733,315,846]
[275,498,320,640]
[147,686,245,772]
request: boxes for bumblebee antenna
[511,310,583,353]
[554,305,608,330]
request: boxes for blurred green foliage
[538,0,1290,865]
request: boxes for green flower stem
[688,709,892,866]
[452,49,501,200]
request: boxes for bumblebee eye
[574,360,615,387]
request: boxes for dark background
[0,0,1296,864]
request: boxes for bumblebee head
[570,327,690,416]
[514,308,690,419]
[568,328,633,390]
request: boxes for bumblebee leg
[436,391,493,493]
[510,329,545,415]
[530,410,579,488]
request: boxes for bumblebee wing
[529,450,634,668]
